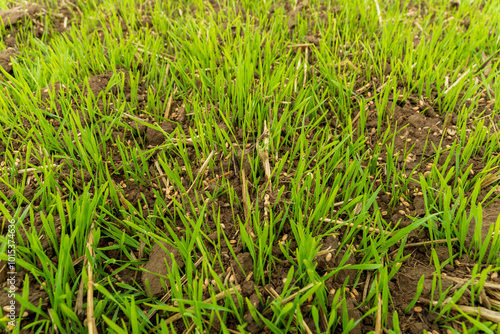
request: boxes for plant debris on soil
[0,0,500,333]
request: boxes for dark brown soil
[0,1,73,50]
[0,47,19,73]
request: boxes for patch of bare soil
[0,1,75,52]
[466,199,500,260]
[363,88,497,226]
[357,82,499,332]
[1,2,46,48]
[0,47,19,74]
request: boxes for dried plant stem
[182,323,196,334]
[303,46,308,87]
[87,222,98,334]
[132,41,175,60]
[164,87,176,119]
[264,282,317,315]
[421,297,500,324]
[442,275,500,290]
[388,238,459,258]
[375,260,384,334]
[443,65,476,95]
[375,291,383,334]
[373,0,382,26]
[258,121,271,182]
[363,272,371,302]
[155,161,171,197]
[160,285,241,326]
[287,43,313,48]
[319,217,390,235]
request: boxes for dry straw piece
[257,121,271,182]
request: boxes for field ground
[1,0,500,333]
